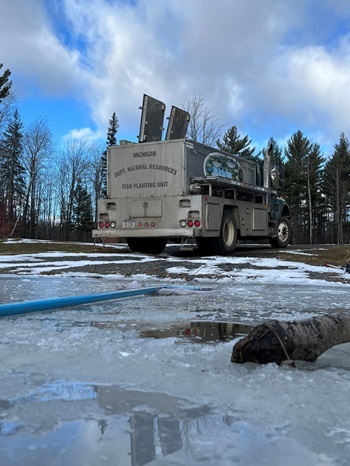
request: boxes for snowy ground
[1,240,350,465]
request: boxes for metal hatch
[165,106,190,140]
[138,94,166,143]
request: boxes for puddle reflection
[87,320,252,343]
[139,321,252,342]
[0,382,211,466]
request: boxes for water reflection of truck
[92,95,291,255]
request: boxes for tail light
[98,221,116,229]
[179,220,201,228]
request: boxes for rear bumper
[92,228,198,239]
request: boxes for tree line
[0,63,349,245]
[214,124,350,245]
[0,63,119,242]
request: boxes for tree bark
[231,314,350,365]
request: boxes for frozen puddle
[0,381,211,466]
[0,380,333,466]
[2,275,350,464]
[135,320,252,343]
[55,320,254,343]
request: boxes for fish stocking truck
[93,95,291,255]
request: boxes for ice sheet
[1,243,350,465]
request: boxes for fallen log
[231,314,350,365]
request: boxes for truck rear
[92,135,291,255]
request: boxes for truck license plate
[123,220,136,228]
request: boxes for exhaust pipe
[263,143,273,189]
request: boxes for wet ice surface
[1,250,350,465]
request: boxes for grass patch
[0,239,125,255]
[274,246,350,268]
[1,239,350,270]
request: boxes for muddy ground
[1,241,350,283]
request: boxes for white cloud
[249,35,350,147]
[62,127,102,142]
[2,0,350,150]
[0,0,83,97]
[57,0,303,137]
[288,40,350,127]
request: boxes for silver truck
[92,95,291,255]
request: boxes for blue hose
[0,287,162,317]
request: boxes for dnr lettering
[122,181,169,189]
[115,163,177,177]
[148,164,177,175]
[133,150,156,158]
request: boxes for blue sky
[1,0,350,156]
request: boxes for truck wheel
[215,209,237,255]
[269,217,291,248]
[127,238,167,254]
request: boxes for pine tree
[282,130,312,243]
[101,112,119,198]
[0,63,12,102]
[0,109,25,225]
[305,143,325,244]
[72,178,93,241]
[216,125,255,157]
[323,133,350,244]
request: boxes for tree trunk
[231,314,350,365]
[307,176,313,244]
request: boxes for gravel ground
[48,260,348,282]
[2,242,350,283]
[54,244,350,284]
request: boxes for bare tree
[22,116,53,238]
[57,139,89,240]
[87,142,105,222]
[35,168,59,240]
[182,95,224,147]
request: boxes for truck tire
[214,209,237,255]
[127,238,167,254]
[269,217,291,248]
